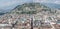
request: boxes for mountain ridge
[8,3,51,14]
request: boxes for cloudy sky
[0,0,60,10]
[34,0,60,4]
[0,0,32,8]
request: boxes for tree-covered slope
[9,3,51,14]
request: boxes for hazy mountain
[42,3,60,9]
[9,3,51,14]
[0,3,58,15]
[0,2,60,14]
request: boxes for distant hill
[9,3,51,14]
[1,3,60,15]
[42,3,60,9]
[0,3,58,15]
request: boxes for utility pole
[31,18,33,29]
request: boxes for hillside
[0,3,59,20]
[9,3,51,14]
[0,3,60,29]
[42,3,60,9]
[0,3,59,25]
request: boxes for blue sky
[0,0,60,10]
[0,0,33,12]
[0,0,32,9]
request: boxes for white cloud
[54,1,60,4]
[39,0,60,4]
[33,0,48,3]
[40,0,48,3]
